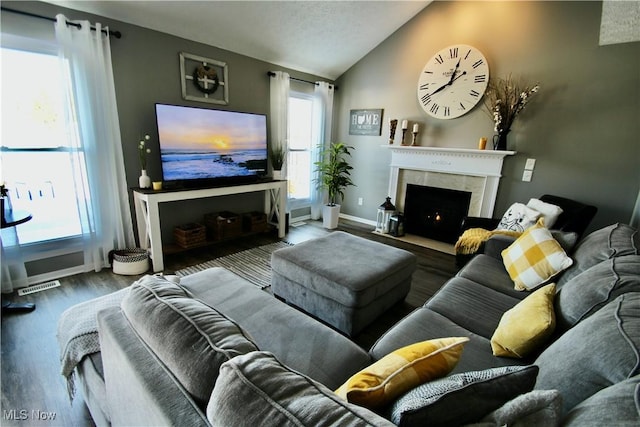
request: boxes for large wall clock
[417,44,489,119]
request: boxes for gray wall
[334,1,639,232]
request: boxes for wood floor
[1,219,458,426]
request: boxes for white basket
[112,248,149,275]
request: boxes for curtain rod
[1,6,122,39]
[268,71,337,91]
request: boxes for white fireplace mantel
[384,145,515,218]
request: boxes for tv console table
[133,180,287,272]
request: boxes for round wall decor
[417,44,489,119]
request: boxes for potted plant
[270,144,285,180]
[314,142,355,229]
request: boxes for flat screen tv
[155,103,268,188]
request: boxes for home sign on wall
[180,52,229,105]
[349,109,383,135]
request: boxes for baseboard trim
[290,213,312,223]
[339,213,376,227]
[25,266,86,287]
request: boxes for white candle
[401,120,408,129]
[413,123,419,133]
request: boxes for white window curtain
[310,81,334,220]
[55,15,134,272]
[1,227,29,293]
[269,71,290,178]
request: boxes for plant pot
[323,204,340,229]
[272,170,283,180]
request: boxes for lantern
[389,213,405,237]
[376,197,396,234]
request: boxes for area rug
[175,241,293,289]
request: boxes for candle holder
[411,131,419,146]
[389,119,398,144]
[400,120,408,145]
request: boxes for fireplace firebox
[404,184,471,244]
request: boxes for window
[287,93,314,208]
[1,46,85,245]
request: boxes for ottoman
[271,231,416,336]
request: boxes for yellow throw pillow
[335,337,469,408]
[502,218,573,291]
[491,283,556,358]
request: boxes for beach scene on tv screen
[157,105,268,181]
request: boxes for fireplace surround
[383,146,515,251]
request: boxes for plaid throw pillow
[335,337,468,408]
[502,219,573,291]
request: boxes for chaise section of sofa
[97,268,373,425]
[179,268,372,389]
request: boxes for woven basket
[112,248,149,275]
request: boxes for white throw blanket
[56,287,130,401]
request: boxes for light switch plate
[522,170,533,182]
[525,158,536,170]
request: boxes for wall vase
[139,170,151,189]
[493,130,510,151]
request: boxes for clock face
[417,44,489,119]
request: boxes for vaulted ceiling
[44,1,432,79]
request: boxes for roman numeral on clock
[459,102,466,110]
[449,47,458,59]
[430,103,439,114]
[472,59,484,69]
[435,54,444,65]
[470,89,480,98]
[419,83,430,90]
[474,74,487,83]
[443,106,450,117]
[421,93,432,105]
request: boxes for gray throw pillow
[534,292,640,416]
[562,375,640,426]
[550,230,579,254]
[558,223,638,287]
[121,275,259,408]
[207,351,395,427]
[555,255,640,331]
[478,389,562,427]
[389,365,538,426]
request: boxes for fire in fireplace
[404,184,472,244]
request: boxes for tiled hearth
[383,145,515,253]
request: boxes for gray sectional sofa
[372,222,640,425]
[59,223,640,426]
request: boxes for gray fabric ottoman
[271,231,417,336]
